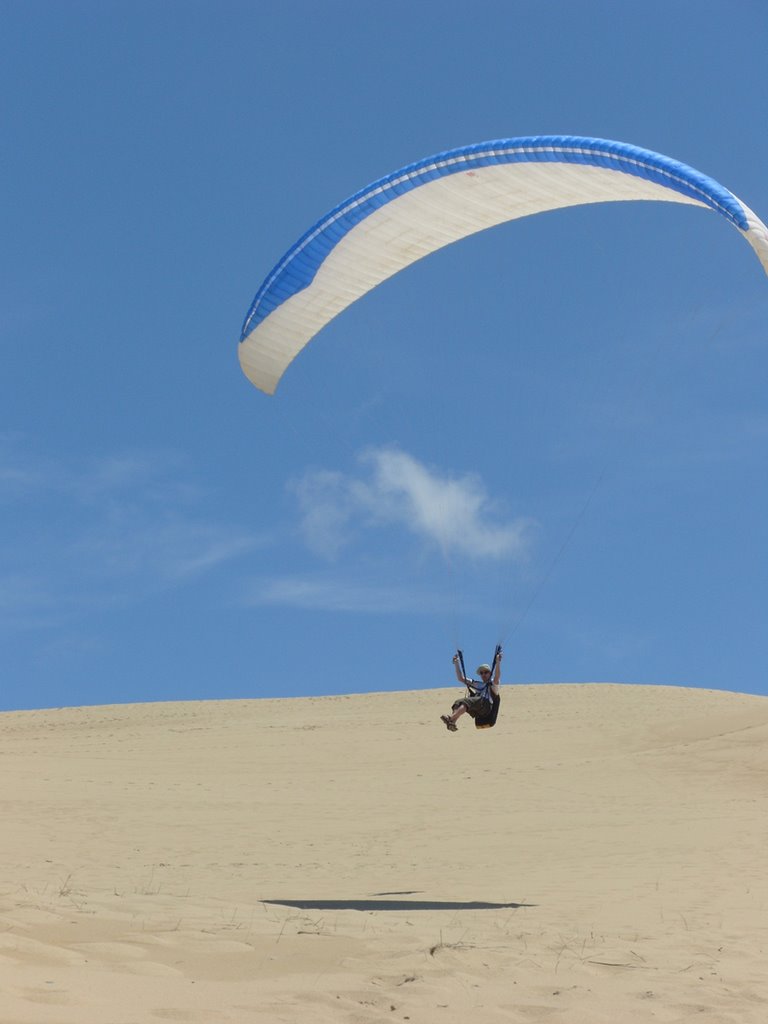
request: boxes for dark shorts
[452,694,492,720]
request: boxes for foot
[441,714,458,732]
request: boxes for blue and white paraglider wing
[239,136,768,394]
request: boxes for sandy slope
[1,682,767,1023]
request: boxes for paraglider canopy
[239,136,768,395]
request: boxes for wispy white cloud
[246,574,457,615]
[292,446,534,561]
[70,515,258,584]
[0,441,264,631]
[290,469,357,560]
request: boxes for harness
[456,645,502,729]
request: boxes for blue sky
[3,0,768,710]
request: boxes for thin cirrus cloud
[0,442,261,627]
[291,446,534,561]
[246,575,457,615]
[70,515,257,585]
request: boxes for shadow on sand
[262,897,534,912]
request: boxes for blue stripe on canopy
[241,136,749,341]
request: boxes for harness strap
[489,643,502,679]
[457,645,502,696]
[457,649,467,686]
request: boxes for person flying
[441,648,502,732]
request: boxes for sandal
[441,715,458,732]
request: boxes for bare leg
[441,704,468,730]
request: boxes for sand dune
[2,683,767,1023]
